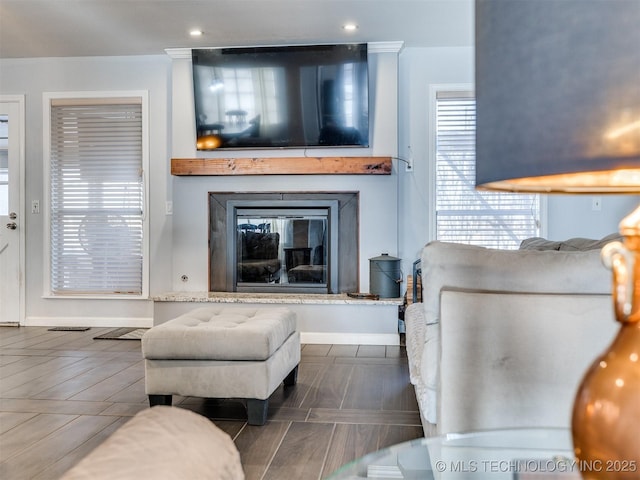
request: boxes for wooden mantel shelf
[171,156,392,176]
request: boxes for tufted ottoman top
[142,306,297,361]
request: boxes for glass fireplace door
[227,201,338,294]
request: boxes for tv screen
[191,44,369,150]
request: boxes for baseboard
[300,332,399,346]
[24,316,153,328]
[23,319,397,345]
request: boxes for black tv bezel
[191,43,370,151]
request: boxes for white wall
[397,46,638,275]
[397,46,475,270]
[1,46,635,327]
[0,47,401,328]
[0,55,173,325]
[546,195,638,240]
[167,45,401,294]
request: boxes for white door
[0,96,25,325]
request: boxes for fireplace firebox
[228,200,338,293]
[209,192,359,294]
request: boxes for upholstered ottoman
[142,306,300,425]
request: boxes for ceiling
[0,0,474,58]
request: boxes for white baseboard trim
[25,317,153,328]
[24,319,397,345]
[300,332,399,346]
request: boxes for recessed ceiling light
[190,29,203,37]
[343,23,358,32]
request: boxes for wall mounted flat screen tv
[192,44,369,150]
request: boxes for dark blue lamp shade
[475,0,640,193]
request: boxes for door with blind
[45,94,148,297]
[434,90,541,249]
[0,96,24,324]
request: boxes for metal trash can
[369,253,402,298]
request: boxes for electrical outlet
[166,201,173,215]
[31,200,40,214]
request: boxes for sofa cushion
[237,231,282,282]
[142,306,296,361]
[438,290,616,433]
[239,258,282,282]
[421,241,610,331]
[519,232,622,251]
[416,240,612,425]
[60,406,244,480]
[241,231,280,260]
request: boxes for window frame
[427,84,547,247]
[43,91,150,299]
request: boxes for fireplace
[209,192,359,294]
[228,199,339,293]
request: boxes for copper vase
[572,224,640,479]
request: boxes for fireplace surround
[209,192,359,294]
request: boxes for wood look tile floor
[0,326,424,479]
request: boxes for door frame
[1,95,26,325]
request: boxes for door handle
[6,222,17,230]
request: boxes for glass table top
[327,428,583,479]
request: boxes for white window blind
[0,116,7,216]
[49,100,144,295]
[435,91,540,249]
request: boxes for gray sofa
[60,406,244,479]
[405,236,621,435]
[238,231,282,283]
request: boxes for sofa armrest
[412,259,422,304]
[437,290,616,434]
[405,303,426,385]
[60,406,244,480]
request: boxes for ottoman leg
[247,399,269,426]
[149,394,172,407]
[284,365,298,386]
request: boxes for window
[433,89,541,249]
[0,114,7,215]
[219,67,282,125]
[45,94,148,296]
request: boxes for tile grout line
[258,420,293,480]
[318,422,338,480]
[337,364,355,410]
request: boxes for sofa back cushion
[418,240,615,427]
[519,233,622,251]
[240,231,280,260]
[438,290,617,433]
[421,241,611,327]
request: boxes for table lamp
[474,0,640,478]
